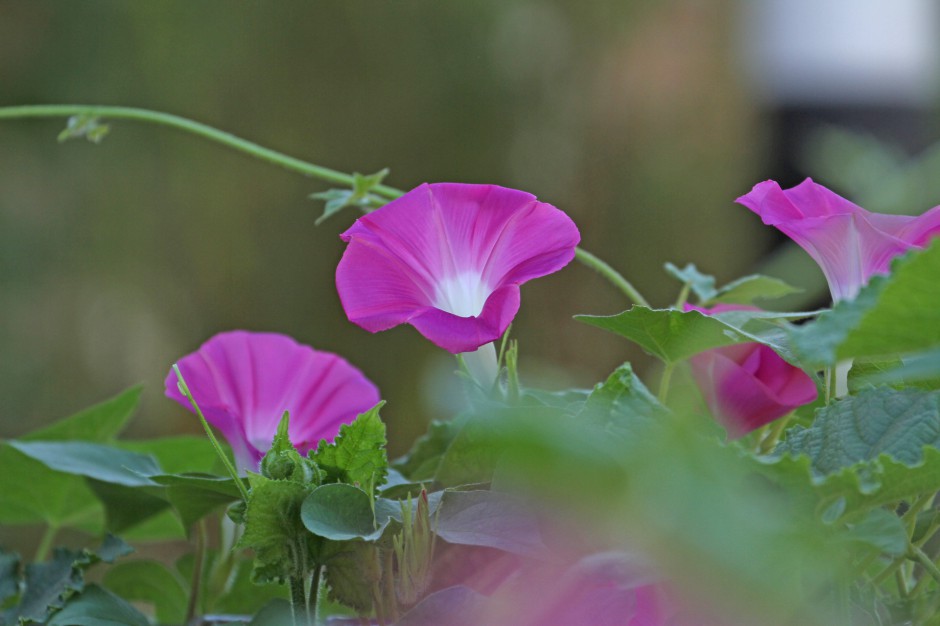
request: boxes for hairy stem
[173,365,250,501]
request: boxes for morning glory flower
[687,305,818,438]
[737,178,940,301]
[335,183,580,353]
[165,330,380,473]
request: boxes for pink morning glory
[686,305,818,438]
[335,183,580,354]
[165,331,380,473]
[737,178,940,301]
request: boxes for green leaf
[664,263,800,306]
[7,441,160,487]
[759,388,940,513]
[792,241,940,366]
[435,490,546,557]
[247,599,295,626]
[577,363,664,435]
[102,561,187,625]
[576,307,749,363]
[778,387,940,474]
[0,551,20,608]
[211,558,288,615]
[312,402,388,489]
[760,446,940,516]
[843,509,908,558]
[94,535,134,564]
[85,480,170,533]
[310,168,389,225]
[0,537,130,624]
[0,388,143,533]
[301,483,388,541]
[664,262,717,303]
[393,419,463,483]
[0,445,103,531]
[237,474,316,583]
[46,585,148,626]
[149,474,244,529]
[24,386,142,443]
[433,415,505,487]
[57,114,111,145]
[320,540,379,614]
[577,306,811,365]
[861,348,940,390]
[4,536,127,626]
[847,357,905,393]
[119,435,221,474]
[711,275,802,305]
[7,549,84,624]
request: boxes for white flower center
[434,271,490,317]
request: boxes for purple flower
[737,178,940,301]
[335,183,580,353]
[165,331,380,472]
[686,305,818,438]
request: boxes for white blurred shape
[742,0,940,104]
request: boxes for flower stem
[0,104,645,303]
[173,364,250,502]
[574,247,650,307]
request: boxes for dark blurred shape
[740,0,940,187]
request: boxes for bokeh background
[2,1,939,455]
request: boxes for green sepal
[260,412,322,485]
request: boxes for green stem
[185,519,208,625]
[33,524,59,562]
[574,247,650,307]
[0,104,402,200]
[289,576,307,626]
[173,364,250,501]
[0,104,646,304]
[674,282,691,309]
[872,556,905,586]
[759,412,793,455]
[824,366,834,405]
[309,565,323,625]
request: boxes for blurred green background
[0,1,914,454]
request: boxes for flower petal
[737,178,940,301]
[165,331,380,472]
[336,182,579,353]
[410,284,521,353]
